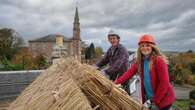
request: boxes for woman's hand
[114,79,118,84]
[115,84,128,94]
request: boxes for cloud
[0,0,195,51]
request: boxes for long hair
[136,44,168,74]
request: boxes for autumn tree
[34,55,48,69]
[95,47,103,58]
[12,47,36,70]
[190,59,195,74]
[169,52,195,85]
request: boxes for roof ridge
[29,34,71,42]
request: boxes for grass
[173,99,189,110]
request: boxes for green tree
[85,43,96,60]
[89,43,95,58]
[186,50,193,53]
[0,28,24,60]
[85,47,91,59]
[1,56,23,71]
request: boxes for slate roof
[29,34,72,42]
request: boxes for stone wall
[29,41,72,62]
[29,42,54,61]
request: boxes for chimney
[56,34,63,46]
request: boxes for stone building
[29,7,82,62]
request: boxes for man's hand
[101,70,110,79]
[92,64,99,70]
[143,100,152,109]
[115,84,122,88]
[101,70,106,75]
[143,100,159,110]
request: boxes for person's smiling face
[108,35,119,47]
[140,42,152,56]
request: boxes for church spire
[73,5,80,40]
[74,7,79,24]
[72,4,81,60]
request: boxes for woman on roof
[115,34,175,110]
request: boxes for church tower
[72,6,81,60]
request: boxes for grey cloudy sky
[0,0,195,52]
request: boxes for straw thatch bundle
[8,57,146,110]
[7,59,93,110]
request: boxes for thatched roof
[8,57,146,110]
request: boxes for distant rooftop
[29,34,72,42]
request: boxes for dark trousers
[161,105,172,110]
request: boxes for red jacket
[115,56,175,109]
